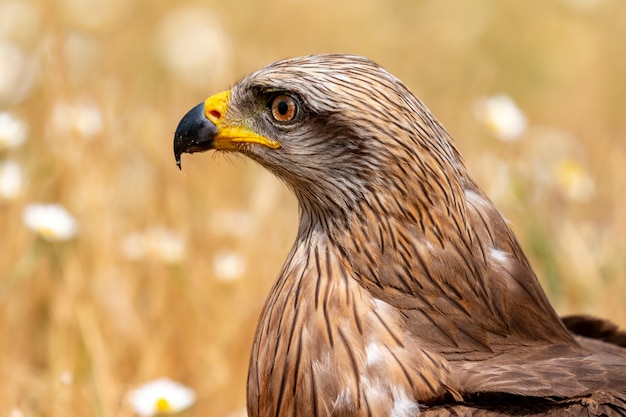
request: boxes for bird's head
[175,54,467,223]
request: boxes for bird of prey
[174,54,626,416]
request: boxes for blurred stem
[0,238,44,302]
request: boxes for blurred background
[1,0,625,415]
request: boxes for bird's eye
[270,95,298,122]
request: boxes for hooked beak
[173,91,281,170]
[173,102,217,170]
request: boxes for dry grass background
[0,0,625,415]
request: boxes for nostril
[208,110,221,121]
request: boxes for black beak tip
[173,102,217,170]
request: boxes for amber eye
[270,95,298,122]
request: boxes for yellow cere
[204,90,231,125]
[203,90,281,150]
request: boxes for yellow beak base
[204,91,281,150]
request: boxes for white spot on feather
[371,297,393,312]
[489,247,510,264]
[390,387,420,417]
[334,387,352,408]
[359,376,388,407]
[365,341,385,366]
[464,189,489,207]
[359,375,420,416]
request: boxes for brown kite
[174,55,626,416]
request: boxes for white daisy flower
[474,94,527,141]
[0,112,28,149]
[213,251,247,282]
[128,378,196,417]
[23,203,78,241]
[0,159,23,200]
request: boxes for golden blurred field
[1,0,625,415]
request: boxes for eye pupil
[277,101,289,115]
[270,95,298,122]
